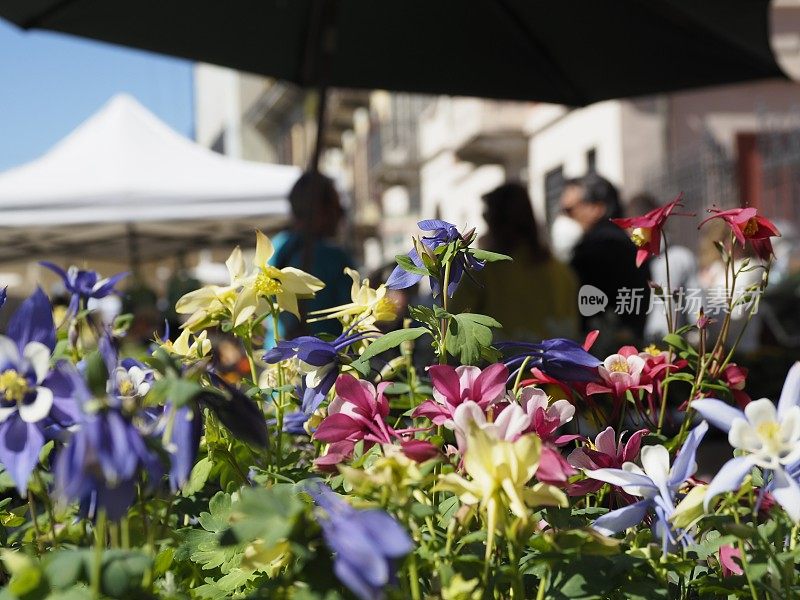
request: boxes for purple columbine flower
[386,219,484,298]
[583,422,708,555]
[308,482,413,600]
[40,262,127,316]
[498,337,602,383]
[692,362,800,522]
[54,370,162,520]
[0,288,79,494]
[264,330,378,434]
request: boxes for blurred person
[560,173,650,347]
[268,171,355,341]
[453,182,578,341]
[697,219,764,354]
[627,192,698,343]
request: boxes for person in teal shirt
[267,171,354,344]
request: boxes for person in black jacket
[560,173,650,349]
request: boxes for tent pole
[126,223,141,279]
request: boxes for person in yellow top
[453,182,579,342]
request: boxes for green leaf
[445,313,501,365]
[83,351,108,397]
[394,254,430,276]
[222,485,303,549]
[469,248,512,262]
[350,328,429,373]
[182,456,213,496]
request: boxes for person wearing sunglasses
[560,173,650,349]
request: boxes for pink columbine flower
[719,545,744,577]
[413,363,508,426]
[567,426,647,496]
[586,346,653,399]
[611,193,688,267]
[720,363,750,408]
[314,374,395,467]
[699,207,780,261]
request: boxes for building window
[586,148,597,173]
[544,165,565,224]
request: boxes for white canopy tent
[0,94,300,264]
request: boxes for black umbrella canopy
[0,0,788,106]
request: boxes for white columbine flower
[693,362,800,521]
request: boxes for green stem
[438,260,453,365]
[33,470,57,547]
[535,568,549,600]
[512,357,532,395]
[731,509,759,600]
[408,553,421,600]
[271,310,285,470]
[93,509,107,599]
[27,490,43,555]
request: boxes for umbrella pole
[310,84,329,172]
[304,0,338,173]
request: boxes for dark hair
[481,182,550,262]
[288,170,341,230]
[565,173,623,219]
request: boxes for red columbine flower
[699,207,780,261]
[611,193,688,267]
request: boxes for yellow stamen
[743,217,759,237]
[630,227,652,248]
[757,421,781,444]
[608,358,629,373]
[643,344,661,357]
[255,267,284,297]
[0,370,29,403]
[119,379,135,396]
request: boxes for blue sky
[0,20,194,172]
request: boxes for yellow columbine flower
[671,484,708,530]
[246,230,324,319]
[437,427,566,561]
[175,232,324,330]
[163,329,211,360]
[308,267,397,329]
[175,247,245,331]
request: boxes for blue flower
[40,262,127,316]
[386,219,484,298]
[498,337,602,382]
[584,423,708,554]
[308,482,413,600]
[54,371,162,521]
[265,330,378,434]
[0,289,78,494]
[693,362,800,522]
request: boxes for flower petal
[0,417,44,495]
[770,466,800,522]
[7,288,55,353]
[592,499,651,536]
[18,387,53,423]
[584,467,657,493]
[691,399,743,433]
[744,398,778,427]
[254,230,274,267]
[668,422,708,489]
[778,362,800,419]
[22,341,51,384]
[704,456,755,511]
[640,445,671,492]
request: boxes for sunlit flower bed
[0,201,795,600]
